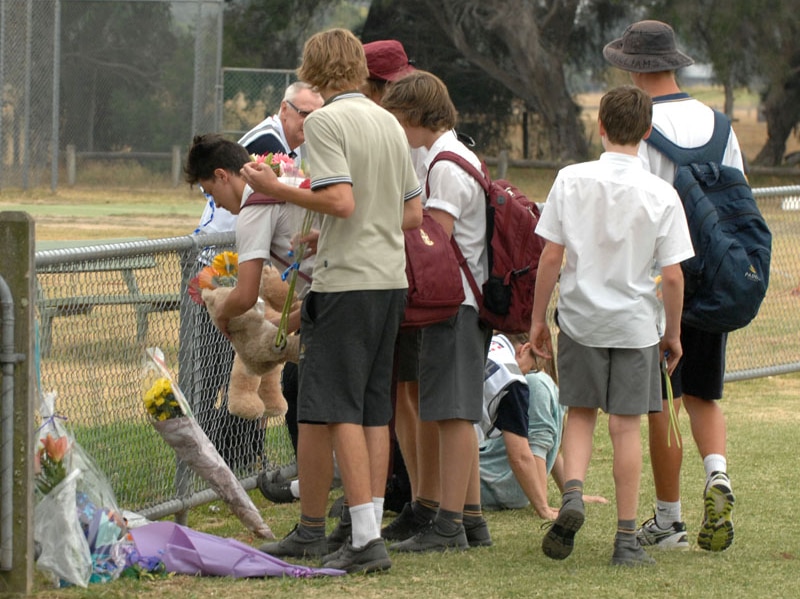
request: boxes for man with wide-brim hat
[603,19,743,555]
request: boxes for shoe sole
[697,484,735,551]
[637,532,689,550]
[542,508,584,560]
[343,557,392,574]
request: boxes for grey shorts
[557,330,662,416]
[418,306,491,421]
[297,289,406,426]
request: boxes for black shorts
[297,289,406,426]
[662,322,727,400]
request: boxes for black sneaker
[322,538,392,574]
[381,502,430,542]
[541,496,584,560]
[464,517,493,548]
[389,522,469,553]
[258,525,327,559]
[326,518,352,554]
[257,478,296,504]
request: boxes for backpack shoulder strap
[423,150,488,305]
[645,109,732,167]
[425,150,491,197]
[241,192,285,208]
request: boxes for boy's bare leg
[330,422,381,547]
[394,381,420,498]
[437,418,476,514]
[296,423,334,517]
[647,398,683,502]
[609,413,643,522]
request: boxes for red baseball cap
[363,40,415,82]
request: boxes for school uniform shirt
[235,184,314,294]
[423,130,488,311]
[639,93,745,183]
[479,370,563,510]
[536,152,694,349]
[303,91,421,293]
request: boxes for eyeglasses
[199,184,215,202]
[286,99,313,118]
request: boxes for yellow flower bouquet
[141,348,274,539]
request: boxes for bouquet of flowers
[188,250,238,306]
[142,348,274,539]
[250,151,303,179]
[33,392,134,588]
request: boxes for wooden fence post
[171,146,182,188]
[0,212,35,596]
[66,144,76,186]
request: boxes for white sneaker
[636,514,689,549]
[698,471,735,551]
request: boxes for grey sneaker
[326,518,352,554]
[464,518,493,548]
[258,525,327,559]
[637,514,689,549]
[389,522,469,553]
[381,502,430,542]
[542,496,584,560]
[322,538,392,574]
[611,538,656,567]
[698,471,735,551]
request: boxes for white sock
[349,502,379,548]
[655,499,682,528]
[703,454,727,478]
[373,496,385,528]
[289,479,300,499]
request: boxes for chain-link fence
[27,186,800,520]
[219,67,298,141]
[34,232,295,520]
[0,0,222,191]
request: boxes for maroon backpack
[401,210,465,329]
[426,151,545,334]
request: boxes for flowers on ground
[35,433,69,495]
[143,377,184,421]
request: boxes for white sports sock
[372,496,385,528]
[655,499,682,528]
[289,479,300,499]
[703,454,727,478]
[349,502,380,548]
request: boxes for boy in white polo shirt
[530,85,693,566]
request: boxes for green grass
[30,373,800,598]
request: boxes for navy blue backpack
[646,110,772,334]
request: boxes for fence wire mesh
[220,68,298,140]
[29,187,800,520]
[0,0,222,191]
[34,234,294,519]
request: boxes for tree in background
[60,2,186,153]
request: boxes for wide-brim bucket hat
[603,20,694,73]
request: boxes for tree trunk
[754,76,800,166]
[422,0,588,161]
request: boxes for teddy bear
[201,265,302,420]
